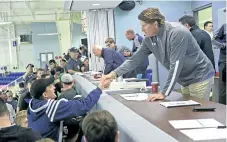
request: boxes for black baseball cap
[30,76,55,99]
[69,47,79,53]
[26,64,34,69]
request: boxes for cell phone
[193,107,215,112]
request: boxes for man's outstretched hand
[98,76,113,90]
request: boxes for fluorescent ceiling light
[92,3,100,6]
[0,22,12,25]
[37,33,59,36]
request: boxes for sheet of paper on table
[169,119,224,129]
[160,100,201,108]
[180,128,227,141]
[120,93,148,101]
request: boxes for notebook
[160,100,201,108]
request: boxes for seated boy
[0,98,41,142]
[28,76,111,141]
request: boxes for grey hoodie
[114,22,214,96]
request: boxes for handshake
[98,72,117,90]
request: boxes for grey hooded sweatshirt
[114,22,214,96]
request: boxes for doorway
[40,52,54,68]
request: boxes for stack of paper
[160,100,201,108]
[169,119,226,141]
[180,128,227,141]
[120,93,148,101]
[169,119,224,129]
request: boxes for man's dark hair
[204,21,212,29]
[19,82,25,88]
[105,38,115,44]
[179,15,196,27]
[49,59,56,65]
[0,98,9,117]
[82,110,118,142]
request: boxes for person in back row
[104,8,214,101]
[0,98,41,142]
[105,38,132,58]
[92,45,136,78]
[36,68,45,79]
[82,110,119,142]
[179,15,215,70]
[204,21,213,39]
[17,77,36,112]
[66,47,82,74]
[27,76,112,141]
[125,29,149,77]
[58,73,78,100]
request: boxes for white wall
[72,23,87,48]
[15,24,34,71]
[0,24,18,71]
[56,20,72,54]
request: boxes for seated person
[6,90,17,111]
[82,110,119,142]
[81,58,89,72]
[15,110,28,128]
[49,60,58,70]
[60,58,67,72]
[28,76,111,141]
[66,47,83,74]
[0,91,15,124]
[58,74,77,100]
[92,45,136,78]
[0,98,41,142]
[105,38,132,57]
[17,77,36,112]
[37,68,45,79]
[23,64,34,80]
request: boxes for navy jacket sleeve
[45,87,102,122]
[103,50,114,75]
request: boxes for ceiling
[0,0,122,24]
[0,0,73,24]
[67,0,123,11]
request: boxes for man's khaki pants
[181,77,214,101]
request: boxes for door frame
[39,52,54,68]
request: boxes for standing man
[92,45,136,78]
[179,15,215,69]
[125,29,143,52]
[213,23,226,105]
[204,21,213,39]
[125,29,149,77]
[104,8,214,101]
[105,38,132,58]
[66,47,82,74]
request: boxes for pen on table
[217,126,226,129]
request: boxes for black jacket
[213,23,226,64]
[0,125,41,142]
[190,25,215,69]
